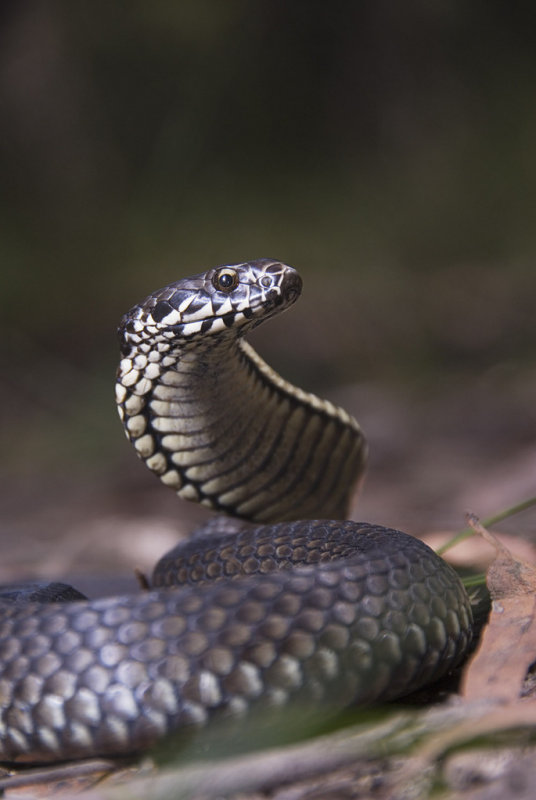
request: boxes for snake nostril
[282,271,303,303]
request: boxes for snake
[0,260,473,764]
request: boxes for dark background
[1,2,535,588]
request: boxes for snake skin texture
[115,260,367,522]
[0,261,473,763]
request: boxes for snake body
[115,260,365,522]
[0,260,472,763]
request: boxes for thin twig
[0,759,117,791]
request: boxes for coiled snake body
[0,261,472,763]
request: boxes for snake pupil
[213,269,238,292]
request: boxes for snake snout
[281,268,302,305]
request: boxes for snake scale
[0,260,472,763]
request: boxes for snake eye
[213,268,239,293]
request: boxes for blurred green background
[1,2,535,567]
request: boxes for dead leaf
[462,515,536,702]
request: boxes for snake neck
[116,334,367,523]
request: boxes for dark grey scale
[150,300,176,322]
[183,296,213,318]
[0,583,87,604]
[0,521,465,766]
[152,522,362,586]
[211,295,230,314]
[0,261,474,764]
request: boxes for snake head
[117,259,302,355]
